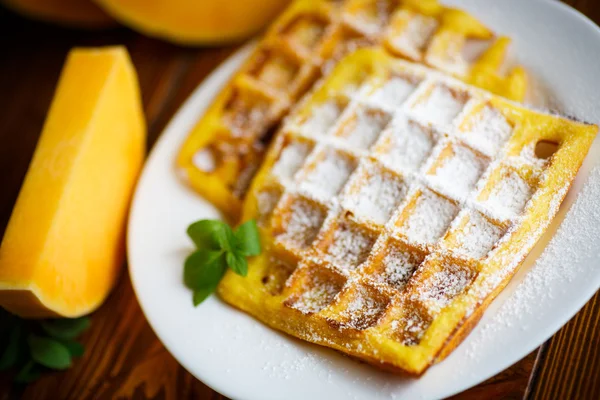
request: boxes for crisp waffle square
[177,0,527,220]
[218,48,597,375]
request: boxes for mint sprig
[0,309,90,383]
[184,219,261,306]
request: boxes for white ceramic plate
[128,1,600,398]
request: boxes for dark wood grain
[0,1,599,399]
[526,291,600,400]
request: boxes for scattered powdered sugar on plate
[465,165,600,359]
[261,351,334,382]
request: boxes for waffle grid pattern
[255,56,529,339]
[219,49,597,375]
[177,0,526,219]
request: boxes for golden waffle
[177,0,527,220]
[218,48,597,375]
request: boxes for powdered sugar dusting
[465,166,600,360]
[451,211,505,259]
[325,222,376,271]
[256,186,282,224]
[276,197,326,249]
[299,149,355,200]
[401,189,458,244]
[339,285,387,330]
[369,77,416,108]
[338,108,390,149]
[303,101,343,135]
[460,105,512,156]
[430,143,488,196]
[392,307,432,346]
[375,116,435,172]
[272,140,312,182]
[342,164,407,225]
[411,85,467,127]
[417,263,475,314]
[192,148,216,172]
[292,277,342,314]
[231,43,599,379]
[382,247,420,289]
[517,143,550,169]
[483,168,534,217]
[344,1,389,36]
[225,96,270,137]
[425,32,470,77]
[387,12,438,61]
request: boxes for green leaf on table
[226,251,248,277]
[234,220,261,256]
[14,361,40,384]
[0,324,21,371]
[59,340,85,358]
[184,250,227,291]
[41,317,90,340]
[27,334,72,370]
[187,220,227,250]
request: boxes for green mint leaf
[193,288,213,306]
[214,224,236,252]
[41,317,90,340]
[226,251,248,277]
[14,361,40,384]
[27,334,72,370]
[184,219,258,306]
[187,220,227,250]
[0,324,21,371]
[234,220,261,256]
[59,340,85,358]
[184,250,227,292]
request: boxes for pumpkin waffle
[177,0,527,220]
[217,48,597,375]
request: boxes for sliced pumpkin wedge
[0,46,145,318]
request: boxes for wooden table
[0,1,599,399]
